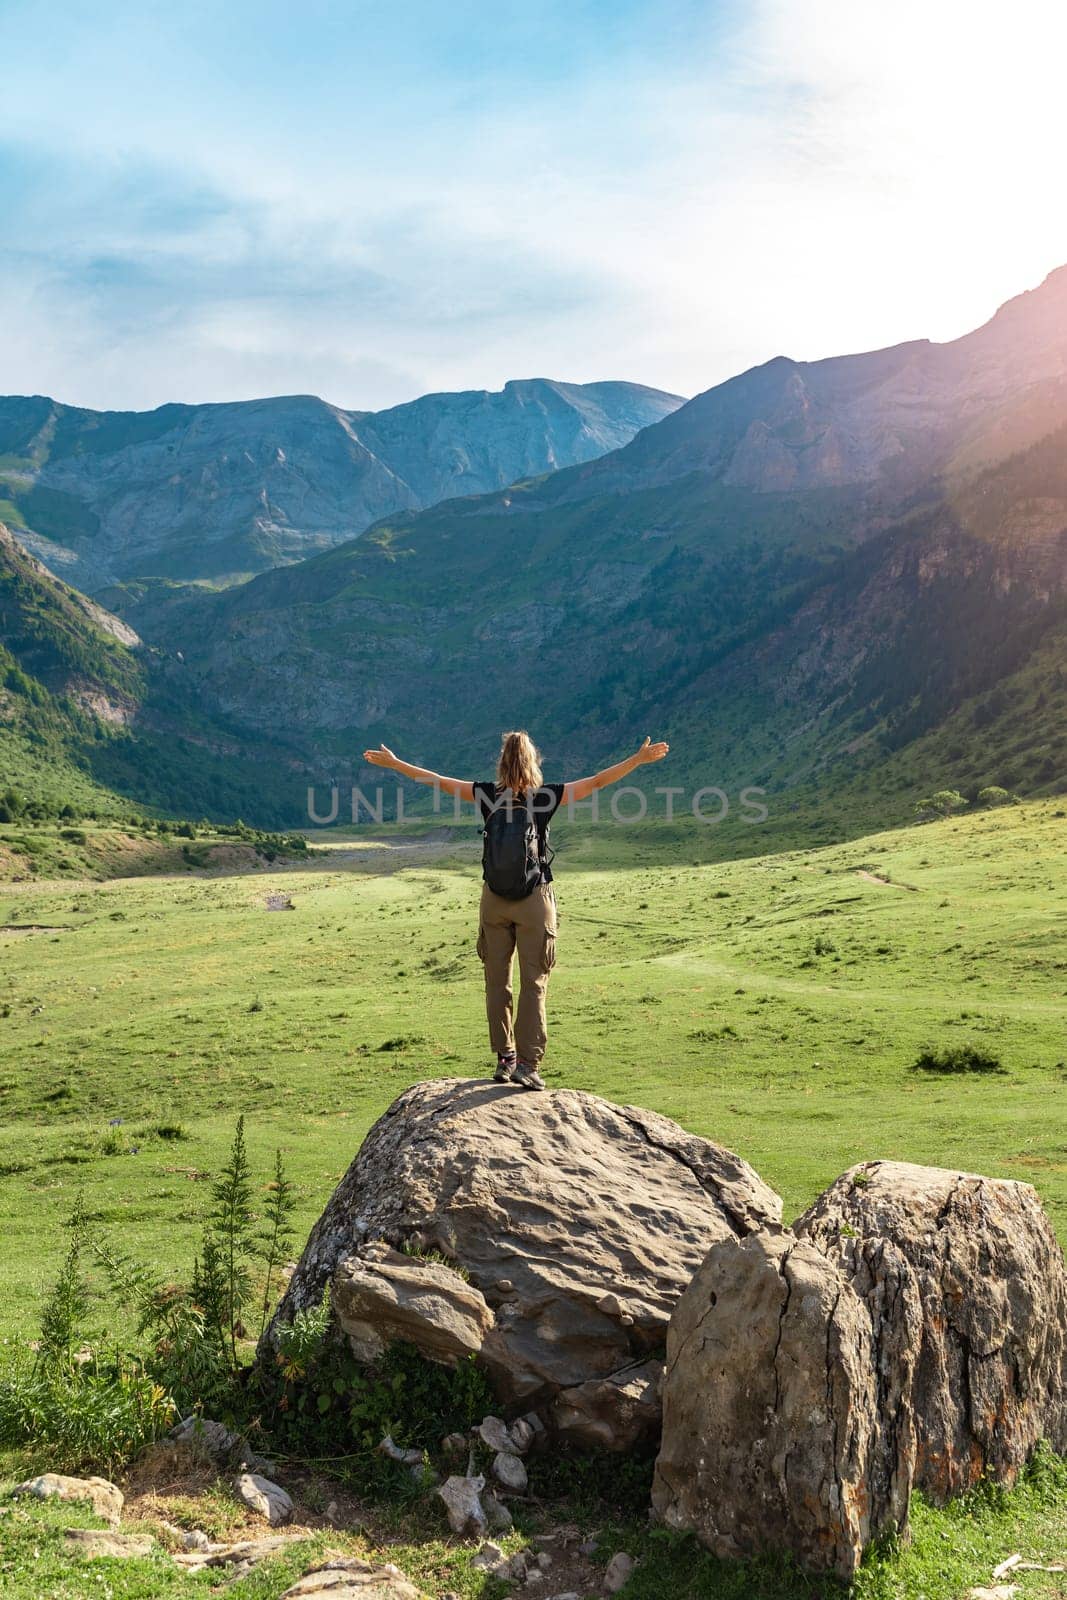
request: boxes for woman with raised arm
[363,729,669,1090]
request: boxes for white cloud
[0,0,1064,409]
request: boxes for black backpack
[481,790,551,899]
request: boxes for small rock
[171,1535,295,1573]
[325,1502,340,1525]
[578,1537,599,1558]
[604,1553,634,1592]
[472,1541,507,1570]
[968,1589,1021,1600]
[597,1293,624,1316]
[437,1473,487,1538]
[234,1472,293,1526]
[478,1415,515,1454]
[493,1451,528,1491]
[162,1524,210,1551]
[497,1278,514,1292]
[548,1593,580,1600]
[13,1474,123,1527]
[441,1432,467,1457]
[525,1572,545,1586]
[62,1528,155,1559]
[483,1492,514,1533]
[279,1557,425,1599]
[508,1418,536,1454]
[378,1432,423,1466]
[536,1551,553,1570]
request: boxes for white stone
[234,1473,293,1526]
[478,1415,515,1453]
[493,1451,528,1491]
[437,1473,487,1538]
[13,1474,123,1527]
[604,1553,635,1592]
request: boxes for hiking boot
[514,1061,546,1091]
[493,1052,517,1084]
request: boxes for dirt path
[856,869,919,890]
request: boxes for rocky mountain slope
[0,522,307,820]
[0,379,683,591]
[4,268,1067,830]
[126,269,1067,821]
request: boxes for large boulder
[264,1078,781,1447]
[652,1229,915,1579]
[796,1160,1067,1500]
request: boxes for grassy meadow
[1,796,1065,1327]
[0,797,1064,1596]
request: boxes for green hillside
[0,523,315,826]
[128,418,1065,832]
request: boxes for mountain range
[2,270,1066,833]
[0,379,682,591]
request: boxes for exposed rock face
[552,1358,663,1450]
[265,1078,781,1447]
[652,1229,914,1579]
[2,380,683,590]
[334,1241,496,1366]
[13,1473,123,1526]
[796,1160,1067,1500]
[280,1557,426,1600]
[62,1528,155,1559]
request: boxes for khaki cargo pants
[477,882,558,1066]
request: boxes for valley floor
[1,799,1065,1332]
[0,800,1064,1596]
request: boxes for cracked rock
[797,1161,1067,1502]
[264,1079,780,1448]
[652,1228,911,1579]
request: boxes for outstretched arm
[563,736,669,804]
[362,744,475,803]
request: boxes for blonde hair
[496,729,543,794]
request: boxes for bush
[977,785,1017,807]
[0,1197,175,1472]
[912,1043,1006,1075]
[0,1119,301,1474]
[257,1330,493,1480]
[0,1353,174,1474]
[915,790,968,819]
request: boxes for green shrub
[916,790,968,819]
[0,1199,175,1471]
[0,1352,174,1474]
[977,785,1017,807]
[912,1043,1005,1075]
[258,1325,492,1481]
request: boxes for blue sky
[2,0,1065,411]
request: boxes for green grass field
[0,799,1064,1595]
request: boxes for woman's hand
[363,744,397,768]
[637,735,670,764]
